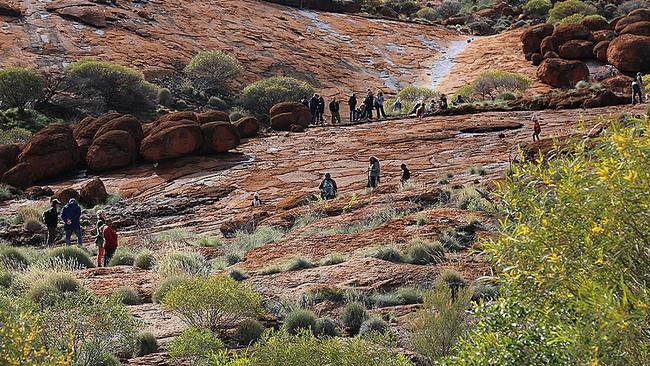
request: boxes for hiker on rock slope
[632,73,644,104]
[95,211,106,267]
[348,93,357,122]
[42,199,61,246]
[532,114,542,141]
[329,97,341,125]
[102,220,118,267]
[319,173,338,200]
[61,198,82,246]
[368,156,381,188]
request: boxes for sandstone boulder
[201,122,241,153]
[537,58,589,88]
[521,23,554,54]
[592,29,616,42]
[607,34,650,72]
[94,115,143,142]
[614,8,650,33]
[46,0,106,27]
[620,21,650,36]
[552,23,591,44]
[582,16,609,31]
[531,53,543,65]
[540,36,557,54]
[558,39,594,59]
[544,51,559,59]
[196,110,230,124]
[25,186,54,200]
[74,113,121,141]
[269,102,311,131]
[55,187,80,204]
[2,124,79,189]
[593,41,610,62]
[601,75,633,94]
[79,177,108,207]
[0,144,20,177]
[0,1,22,16]
[87,130,137,171]
[582,90,628,108]
[140,120,203,162]
[157,111,197,125]
[233,116,260,138]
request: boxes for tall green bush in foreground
[444,117,650,365]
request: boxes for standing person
[309,93,320,125]
[400,163,411,185]
[367,156,381,188]
[42,199,61,246]
[532,114,541,141]
[439,94,448,110]
[61,198,82,246]
[102,220,118,267]
[300,97,309,107]
[632,73,644,104]
[348,93,357,122]
[375,90,386,118]
[319,173,338,200]
[317,94,326,124]
[329,97,341,125]
[94,211,106,267]
[393,98,402,113]
[416,99,426,119]
[364,90,374,120]
[252,192,263,207]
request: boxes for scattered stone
[156,111,197,125]
[558,39,594,60]
[581,16,609,31]
[592,29,616,42]
[614,8,650,33]
[233,116,260,138]
[539,35,557,54]
[196,110,230,124]
[79,177,108,207]
[520,23,554,54]
[55,187,81,204]
[0,144,20,178]
[619,21,650,36]
[46,0,107,27]
[551,23,591,44]
[593,41,609,63]
[25,186,54,200]
[87,130,138,171]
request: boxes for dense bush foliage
[523,0,552,18]
[240,76,314,120]
[406,238,445,264]
[0,67,44,110]
[27,273,81,306]
[0,244,31,268]
[547,0,598,24]
[456,71,531,101]
[163,275,263,334]
[134,249,155,269]
[386,85,439,116]
[341,302,368,335]
[384,0,420,15]
[155,251,211,278]
[314,317,340,337]
[113,286,141,305]
[434,0,462,19]
[65,59,158,114]
[444,118,650,365]
[107,247,135,266]
[359,316,390,336]
[235,318,265,345]
[284,308,317,335]
[134,332,159,357]
[184,51,242,93]
[152,276,189,303]
[46,246,94,269]
[0,126,32,144]
[169,326,224,365]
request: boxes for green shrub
[372,287,423,307]
[285,256,315,271]
[65,59,158,114]
[240,76,314,121]
[225,252,242,266]
[435,0,461,19]
[320,252,346,266]
[163,275,263,334]
[497,92,517,101]
[94,353,120,366]
[0,67,44,110]
[14,203,44,224]
[26,273,81,306]
[558,13,585,24]
[0,270,14,288]
[0,245,30,269]
[471,281,499,303]
[359,317,390,336]
[460,71,531,101]
[395,287,423,304]
[47,246,94,269]
[23,218,44,233]
[416,6,437,21]
[152,276,189,304]
[0,127,32,145]
[184,51,241,93]
[523,0,552,18]
[439,269,466,291]
[301,287,346,304]
[113,286,141,305]
[284,309,317,335]
[258,264,282,275]
[229,268,249,281]
[230,226,284,258]
[229,107,251,122]
[341,302,368,335]
[384,0,420,14]
[207,96,228,109]
[135,332,158,357]
[408,285,472,362]
[367,246,404,263]
[617,0,647,15]
[454,186,495,212]
[108,248,135,267]
[155,251,211,278]
[134,250,155,270]
[314,317,340,337]
[406,239,445,265]
[235,318,265,345]
[169,326,224,365]
[157,87,173,107]
[386,85,439,117]
[548,0,597,24]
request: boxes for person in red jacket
[102,220,118,267]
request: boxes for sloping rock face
[1,124,79,189]
[0,0,461,99]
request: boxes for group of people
[42,198,118,267]
[302,89,391,125]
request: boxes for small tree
[0,67,45,111]
[547,0,598,24]
[65,59,158,114]
[523,0,552,18]
[461,71,531,101]
[434,0,461,19]
[240,76,314,121]
[163,275,263,335]
[184,51,242,93]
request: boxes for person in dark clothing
[632,75,644,104]
[300,97,309,107]
[393,98,402,113]
[400,163,411,185]
[348,93,357,122]
[94,211,106,267]
[453,95,465,105]
[102,220,118,267]
[375,90,386,118]
[329,97,341,124]
[364,90,374,120]
[319,173,338,200]
[61,199,82,246]
[309,93,320,124]
[439,94,448,110]
[317,95,325,124]
[532,114,541,141]
[42,199,61,246]
[367,156,380,188]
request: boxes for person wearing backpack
[102,219,118,267]
[94,211,106,267]
[348,93,357,122]
[532,114,542,141]
[400,163,411,185]
[319,173,338,200]
[42,199,61,246]
[368,156,381,188]
[329,97,341,125]
[61,198,82,246]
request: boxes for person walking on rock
[375,90,387,118]
[416,99,426,120]
[94,211,106,267]
[42,199,61,246]
[368,156,381,188]
[393,98,402,113]
[329,97,341,125]
[400,163,411,185]
[363,89,374,120]
[439,94,448,110]
[632,73,644,104]
[532,114,541,141]
[61,198,82,246]
[348,93,357,122]
[252,192,263,207]
[319,173,338,200]
[317,94,325,124]
[309,93,320,125]
[102,219,118,267]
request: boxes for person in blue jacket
[61,198,82,246]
